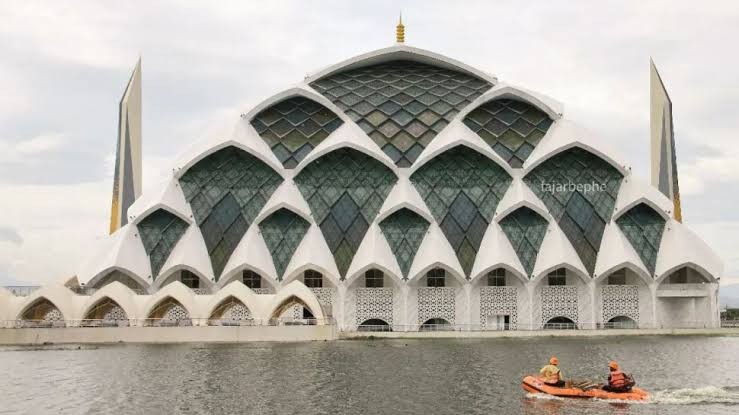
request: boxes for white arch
[128,176,193,225]
[80,282,139,320]
[281,263,341,288]
[77,224,152,286]
[593,262,653,286]
[292,122,398,176]
[457,83,563,121]
[265,281,326,321]
[345,222,404,283]
[376,171,435,224]
[407,223,465,282]
[142,281,198,319]
[345,263,404,288]
[656,263,718,285]
[252,182,313,225]
[612,175,672,222]
[409,120,514,177]
[157,225,215,284]
[532,262,591,286]
[470,221,528,283]
[531,223,590,281]
[494,176,551,223]
[85,266,150,292]
[594,221,653,281]
[173,139,285,181]
[15,285,80,321]
[408,262,467,285]
[654,220,723,283]
[243,86,350,125]
[523,119,628,176]
[304,44,497,86]
[217,263,279,291]
[470,263,528,285]
[220,224,279,284]
[282,224,341,285]
[152,264,215,292]
[203,281,265,320]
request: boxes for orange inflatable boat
[522,376,649,401]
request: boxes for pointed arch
[408,262,467,285]
[410,144,512,276]
[532,263,590,285]
[345,264,404,287]
[459,85,562,121]
[267,281,326,322]
[17,297,65,327]
[80,282,138,322]
[145,296,192,326]
[86,267,149,292]
[470,263,528,285]
[216,265,278,291]
[281,264,341,288]
[656,263,717,285]
[249,94,344,168]
[294,147,398,278]
[594,263,653,286]
[207,295,255,324]
[152,265,214,292]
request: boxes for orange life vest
[609,370,627,388]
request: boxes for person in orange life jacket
[539,356,565,387]
[602,361,634,392]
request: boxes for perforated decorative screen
[258,208,310,280]
[179,147,283,279]
[498,207,548,277]
[136,209,189,278]
[294,148,397,278]
[250,96,343,168]
[411,145,511,276]
[524,148,623,275]
[310,60,491,167]
[615,203,666,275]
[463,99,553,168]
[379,208,430,279]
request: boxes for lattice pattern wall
[289,287,336,319]
[499,207,548,277]
[355,288,394,326]
[221,303,253,320]
[379,208,430,279]
[103,305,127,321]
[179,147,283,279]
[250,96,343,168]
[540,286,578,324]
[258,208,310,280]
[616,203,666,275]
[601,285,639,323]
[480,286,518,329]
[411,146,511,276]
[463,99,553,168]
[137,209,189,277]
[162,304,190,321]
[295,148,397,277]
[418,287,456,324]
[524,148,624,275]
[311,60,491,167]
[43,308,63,321]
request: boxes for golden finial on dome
[396,12,405,43]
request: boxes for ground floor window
[304,270,323,288]
[181,270,200,289]
[487,268,506,286]
[547,268,567,286]
[426,268,446,287]
[365,269,384,287]
[242,270,262,289]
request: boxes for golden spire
[396,12,405,43]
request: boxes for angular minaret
[109,58,142,234]
[650,59,682,222]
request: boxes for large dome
[55,44,722,331]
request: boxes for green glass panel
[379,208,430,279]
[136,209,189,278]
[250,96,343,168]
[463,98,553,168]
[295,148,397,278]
[258,208,310,280]
[311,60,492,166]
[499,207,548,277]
[179,146,283,279]
[523,147,624,275]
[616,203,666,275]
[410,145,512,277]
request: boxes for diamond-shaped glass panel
[499,207,548,277]
[258,208,310,280]
[137,209,189,278]
[616,203,666,276]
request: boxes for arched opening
[146,297,192,327]
[358,319,392,332]
[352,268,395,329]
[271,295,319,325]
[82,297,129,327]
[606,316,637,329]
[87,269,147,293]
[657,266,715,328]
[544,317,576,330]
[598,267,647,329]
[19,298,65,328]
[419,318,453,331]
[157,269,211,295]
[208,296,254,326]
[477,268,519,330]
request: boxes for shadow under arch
[358,318,392,332]
[605,315,637,329]
[544,316,576,330]
[656,263,717,285]
[269,295,321,323]
[470,263,528,286]
[208,295,255,326]
[86,267,149,292]
[345,264,403,288]
[81,297,129,326]
[146,296,192,326]
[17,297,65,327]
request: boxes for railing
[2,286,41,297]
[721,320,739,328]
[0,317,336,329]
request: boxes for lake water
[1,335,739,414]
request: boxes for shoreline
[1,326,738,346]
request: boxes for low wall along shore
[1,326,739,345]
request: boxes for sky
[1,0,739,286]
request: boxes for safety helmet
[550,357,559,365]
[609,361,619,370]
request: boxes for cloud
[1,0,739,285]
[0,227,23,245]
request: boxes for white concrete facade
[0,44,723,335]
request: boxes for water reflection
[1,336,738,414]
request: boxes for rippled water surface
[1,336,739,414]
